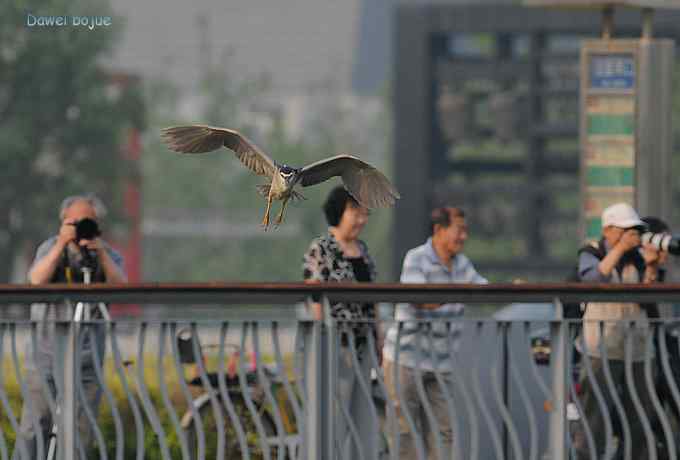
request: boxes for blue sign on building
[590,54,636,89]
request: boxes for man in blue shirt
[382,207,487,459]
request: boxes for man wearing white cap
[572,202,662,459]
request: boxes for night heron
[161,125,400,228]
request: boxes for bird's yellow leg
[274,197,290,226]
[262,195,273,228]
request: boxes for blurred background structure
[392,4,680,280]
[3,0,680,284]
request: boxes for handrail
[3,282,680,304]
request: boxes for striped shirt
[382,238,487,372]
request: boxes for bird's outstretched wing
[300,155,400,208]
[160,125,277,177]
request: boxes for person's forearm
[98,250,127,283]
[597,246,625,277]
[28,242,66,284]
[303,278,323,320]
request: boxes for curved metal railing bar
[348,322,381,460]
[170,321,206,459]
[390,322,424,459]
[471,322,504,460]
[623,323,656,460]
[365,324,396,460]
[490,323,522,460]
[11,323,44,460]
[427,323,462,460]
[575,327,608,459]
[509,322,540,460]
[30,322,57,458]
[84,323,119,459]
[251,322,287,460]
[449,323,478,460]
[156,323,190,459]
[411,325,442,460]
[109,323,145,460]
[657,323,680,439]
[134,323,171,458]
[596,321,631,460]
[4,324,30,460]
[237,322,272,460]
[271,320,303,457]
[74,324,107,460]
[190,322,226,460]
[214,322,251,458]
[643,325,675,460]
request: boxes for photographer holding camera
[16,194,126,459]
[572,203,661,459]
[28,195,126,285]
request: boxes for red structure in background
[108,72,143,317]
[111,126,142,318]
[122,128,142,283]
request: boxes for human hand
[78,237,103,252]
[57,219,77,248]
[616,229,641,253]
[641,243,660,267]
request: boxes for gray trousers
[335,345,379,460]
[383,360,456,460]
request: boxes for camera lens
[75,218,101,241]
[642,232,680,256]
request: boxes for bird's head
[279,165,301,187]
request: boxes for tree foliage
[0,0,146,281]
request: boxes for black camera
[642,232,680,256]
[75,218,101,242]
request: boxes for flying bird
[160,125,400,228]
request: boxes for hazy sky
[109,0,361,93]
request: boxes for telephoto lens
[641,232,680,256]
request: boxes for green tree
[0,0,145,282]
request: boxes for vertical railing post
[303,317,322,460]
[502,322,510,459]
[549,297,567,460]
[303,295,332,460]
[323,296,337,460]
[53,300,77,460]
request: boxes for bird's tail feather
[291,191,307,201]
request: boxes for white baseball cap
[601,202,644,229]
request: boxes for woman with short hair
[302,185,381,459]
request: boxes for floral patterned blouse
[302,231,377,322]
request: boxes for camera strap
[55,243,105,283]
[62,248,73,283]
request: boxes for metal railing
[1,283,680,460]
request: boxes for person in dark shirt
[302,185,381,459]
